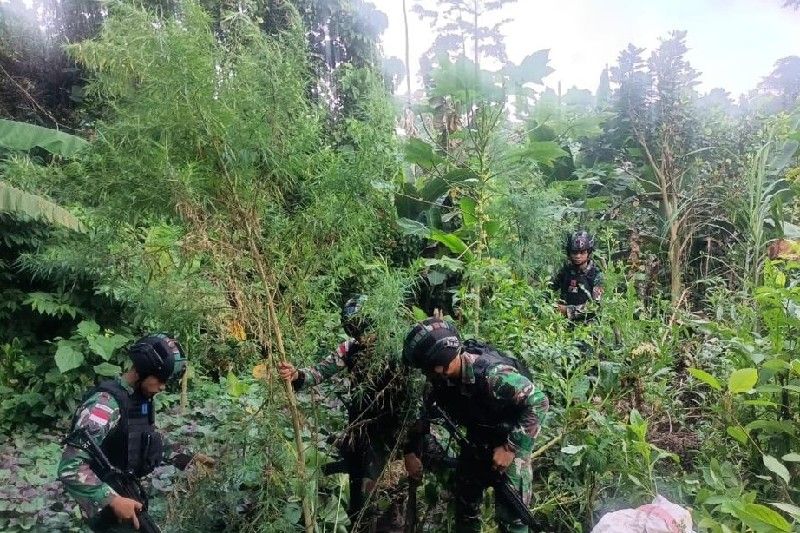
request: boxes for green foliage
[0,119,88,157]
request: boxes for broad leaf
[0,182,85,232]
[726,426,748,444]
[55,342,84,373]
[770,503,800,521]
[411,306,428,321]
[93,362,121,377]
[404,138,443,169]
[560,444,586,455]
[460,197,476,228]
[728,368,758,394]
[689,368,722,390]
[521,141,568,168]
[426,270,447,286]
[504,49,554,85]
[396,218,431,238]
[88,334,128,361]
[429,230,473,259]
[0,119,88,157]
[76,320,101,337]
[731,502,791,532]
[763,455,791,484]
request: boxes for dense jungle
[1,0,799,531]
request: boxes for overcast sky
[374,0,800,98]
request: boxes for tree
[413,0,518,86]
[613,32,721,304]
[759,56,800,111]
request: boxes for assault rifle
[428,403,537,528]
[63,428,161,533]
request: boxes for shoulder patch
[88,404,113,426]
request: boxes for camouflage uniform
[407,350,549,533]
[58,376,177,532]
[293,339,411,530]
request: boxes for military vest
[556,262,601,306]
[75,380,164,478]
[431,342,529,447]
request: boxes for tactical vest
[431,342,530,447]
[74,380,164,478]
[558,262,600,306]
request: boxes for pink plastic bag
[591,495,693,533]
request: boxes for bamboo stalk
[243,213,314,533]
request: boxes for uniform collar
[460,352,477,385]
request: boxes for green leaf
[0,119,88,157]
[732,502,792,532]
[504,49,554,85]
[728,368,758,394]
[93,362,121,377]
[404,138,443,169]
[523,141,568,168]
[560,444,586,455]
[459,197,476,228]
[770,503,800,521]
[55,342,84,373]
[76,320,101,337]
[0,182,85,232]
[782,453,800,462]
[746,419,796,436]
[426,270,447,286]
[396,217,431,238]
[763,455,791,484]
[411,306,428,321]
[429,230,473,259]
[726,426,749,444]
[743,400,777,407]
[689,368,722,390]
[88,334,128,361]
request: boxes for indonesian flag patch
[88,404,113,426]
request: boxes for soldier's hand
[109,495,142,529]
[278,361,299,382]
[404,453,423,480]
[492,444,515,472]
[556,303,568,316]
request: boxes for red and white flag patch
[87,404,113,426]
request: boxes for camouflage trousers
[453,449,532,533]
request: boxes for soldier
[58,334,211,531]
[552,230,604,321]
[278,296,411,531]
[401,318,549,533]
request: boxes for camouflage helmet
[402,318,462,371]
[341,295,370,337]
[566,230,595,254]
[129,333,187,383]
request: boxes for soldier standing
[58,334,210,531]
[278,296,411,531]
[552,230,604,321]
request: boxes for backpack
[462,339,533,382]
